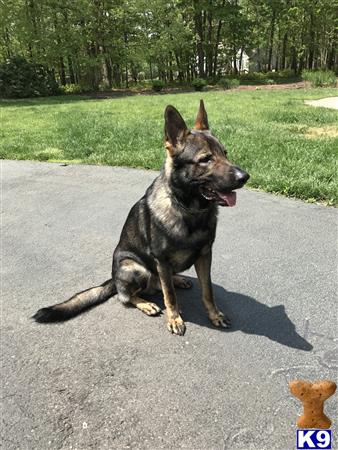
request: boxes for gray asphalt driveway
[2,160,337,450]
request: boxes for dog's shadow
[147,277,313,351]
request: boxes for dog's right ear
[164,105,189,156]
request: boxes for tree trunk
[194,1,205,77]
[239,48,244,72]
[125,64,129,88]
[233,45,238,74]
[59,57,66,85]
[308,13,315,69]
[291,47,297,74]
[281,33,288,70]
[206,7,213,78]
[268,9,276,71]
[327,43,336,70]
[104,57,112,87]
[68,56,76,84]
[113,64,121,87]
[175,52,184,83]
[213,0,225,78]
[169,53,174,82]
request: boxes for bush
[192,78,207,91]
[301,69,337,87]
[59,83,91,94]
[0,56,59,98]
[60,84,83,94]
[152,79,165,91]
[218,77,240,89]
[265,79,275,85]
[98,82,111,92]
[239,71,268,82]
[276,69,295,78]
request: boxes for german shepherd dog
[33,101,249,335]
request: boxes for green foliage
[152,80,165,92]
[275,69,295,78]
[240,72,268,82]
[218,78,240,89]
[301,70,337,87]
[0,57,59,98]
[192,78,207,91]
[60,84,83,95]
[0,0,336,93]
[265,79,275,85]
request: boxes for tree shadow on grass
[148,277,313,351]
[0,89,199,108]
[0,95,93,108]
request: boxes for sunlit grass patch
[1,88,337,205]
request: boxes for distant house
[232,49,250,72]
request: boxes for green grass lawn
[1,88,337,205]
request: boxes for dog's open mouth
[200,187,237,207]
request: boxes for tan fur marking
[195,252,230,328]
[129,296,161,316]
[164,153,174,177]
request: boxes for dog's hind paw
[209,311,231,329]
[130,298,162,316]
[173,275,192,289]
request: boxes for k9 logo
[296,430,332,449]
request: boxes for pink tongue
[219,191,237,207]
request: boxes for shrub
[218,77,240,89]
[192,78,207,91]
[266,79,275,85]
[152,79,165,91]
[0,56,59,98]
[239,71,268,82]
[301,70,337,87]
[276,69,294,78]
[59,83,91,94]
[60,84,84,94]
[98,82,111,92]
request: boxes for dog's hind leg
[114,259,161,316]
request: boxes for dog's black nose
[233,167,250,185]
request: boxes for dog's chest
[168,248,197,273]
[167,228,211,272]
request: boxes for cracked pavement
[2,160,337,449]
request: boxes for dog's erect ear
[194,99,209,130]
[164,105,189,156]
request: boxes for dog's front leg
[157,262,186,336]
[194,251,231,328]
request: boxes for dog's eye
[198,155,213,164]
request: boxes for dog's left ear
[194,99,209,130]
[164,105,189,156]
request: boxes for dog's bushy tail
[33,278,116,322]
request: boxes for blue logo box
[296,429,332,449]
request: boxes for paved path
[2,160,337,450]
[305,96,338,109]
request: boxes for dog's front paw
[167,315,186,335]
[209,311,231,329]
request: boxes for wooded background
[1,0,337,89]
